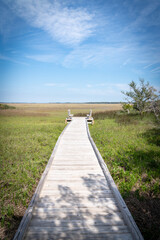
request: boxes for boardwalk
[14,117,143,240]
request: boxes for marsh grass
[90,111,160,240]
[0,114,65,239]
[0,103,122,239]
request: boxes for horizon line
[0,102,122,104]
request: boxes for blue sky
[0,0,160,103]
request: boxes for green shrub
[0,104,16,110]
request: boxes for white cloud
[0,54,28,65]
[63,45,129,67]
[45,83,67,87]
[26,54,55,63]
[143,63,156,69]
[4,0,96,46]
[122,1,160,33]
[86,83,129,91]
[122,58,131,66]
[86,84,92,88]
[151,66,160,73]
[143,62,160,73]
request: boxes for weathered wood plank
[49,165,100,170]
[39,189,112,197]
[59,142,91,145]
[25,232,133,240]
[46,171,104,176]
[46,175,106,180]
[47,170,104,174]
[30,219,125,228]
[26,225,130,234]
[55,152,96,156]
[33,206,121,214]
[37,196,117,204]
[34,201,119,211]
[41,183,110,191]
[52,161,98,165]
[31,211,123,222]
[53,155,98,161]
[34,202,118,211]
[39,193,114,200]
[56,145,93,149]
[30,220,125,229]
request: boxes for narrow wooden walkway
[14,117,143,240]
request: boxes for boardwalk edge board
[85,119,144,240]
[13,122,71,240]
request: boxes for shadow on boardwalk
[25,173,131,240]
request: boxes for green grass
[0,103,122,239]
[0,115,65,239]
[1,104,159,240]
[90,112,160,240]
[0,104,16,110]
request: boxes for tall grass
[1,104,158,239]
[90,111,160,240]
[0,103,122,239]
[0,115,65,239]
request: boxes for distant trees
[122,79,160,120]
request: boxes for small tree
[122,79,159,115]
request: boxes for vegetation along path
[14,117,143,240]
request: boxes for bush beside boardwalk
[90,111,160,240]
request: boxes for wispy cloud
[0,54,28,65]
[86,84,92,88]
[143,62,160,74]
[143,63,157,69]
[151,66,160,73]
[86,83,129,91]
[134,1,160,28]
[26,54,56,63]
[63,44,130,67]
[3,0,96,46]
[122,58,131,66]
[122,1,160,33]
[0,3,16,38]
[45,83,67,87]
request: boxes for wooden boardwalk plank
[33,206,121,214]
[13,117,143,240]
[25,233,133,240]
[26,225,130,234]
[39,189,112,197]
[31,211,124,222]
[30,218,125,227]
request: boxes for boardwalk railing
[86,109,94,124]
